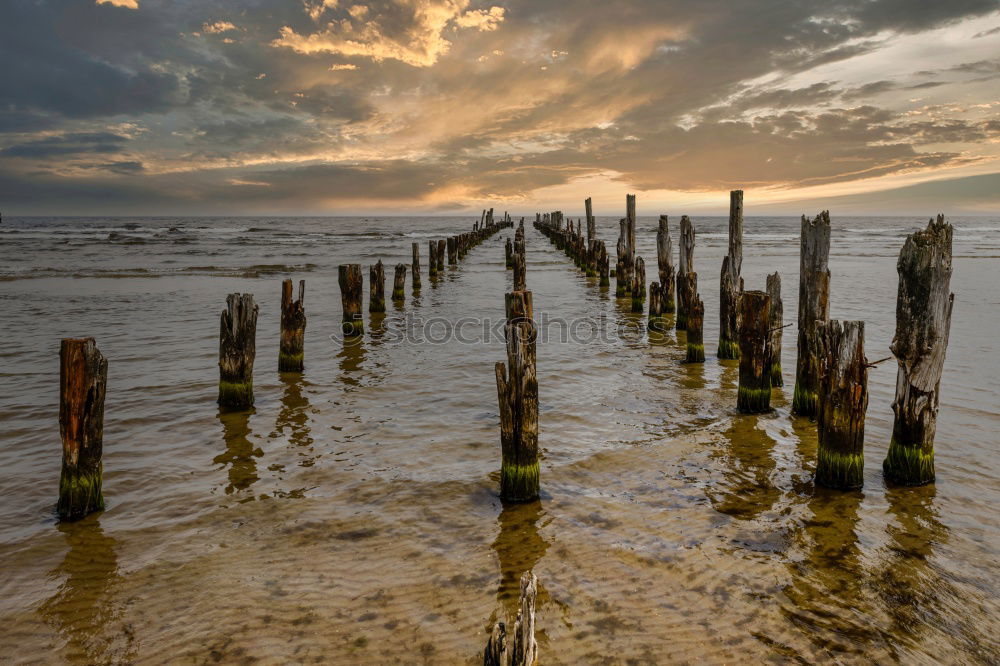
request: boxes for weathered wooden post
[631,256,646,312]
[427,241,438,279]
[505,238,514,269]
[615,224,629,297]
[597,240,610,287]
[766,272,783,387]
[437,239,446,272]
[219,293,258,410]
[411,242,421,292]
[369,260,386,313]
[338,264,364,336]
[657,215,675,313]
[718,190,744,359]
[884,215,954,486]
[677,215,695,330]
[816,320,868,489]
[682,272,704,362]
[447,236,457,265]
[495,290,539,502]
[484,571,538,666]
[58,337,107,521]
[585,197,595,245]
[794,211,831,416]
[392,263,406,303]
[279,279,306,372]
[737,290,771,413]
[648,281,663,331]
[513,239,526,292]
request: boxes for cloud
[1,132,130,158]
[96,0,138,9]
[202,21,238,34]
[272,0,506,67]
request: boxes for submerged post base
[883,438,935,486]
[58,465,104,521]
[500,461,540,503]
[770,362,783,387]
[341,321,364,337]
[686,343,705,363]
[816,449,864,489]
[278,351,304,372]
[737,385,771,413]
[792,384,818,417]
[218,379,254,410]
[717,338,740,360]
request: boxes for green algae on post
[816,320,868,490]
[58,337,108,521]
[884,215,954,486]
[218,293,258,410]
[631,255,646,313]
[737,290,771,413]
[686,293,706,363]
[647,281,664,331]
[391,263,406,303]
[279,279,306,372]
[794,211,831,417]
[338,264,364,336]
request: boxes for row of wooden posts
[532,193,954,492]
[54,211,512,522]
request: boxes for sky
[2,0,999,216]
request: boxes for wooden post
[677,215,695,330]
[279,279,306,372]
[437,239,446,272]
[682,273,704,362]
[513,239,526,292]
[766,272,783,387]
[58,337,107,521]
[657,215,675,313]
[631,256,646,312]
[794,211,831,416]
[219,293,258,410]
[447,236,457,265]
[338,264,364,336]
[718,191,744,359]
[369,260,386,313]
[411,242,421,292]
[495,290,539,502]
[597,241,610,287]
[737,290,771,413]
[484,571,538,666]
[816,320,868,489]
[648,281,663,331]
[392,263,406,302]
[585,197,595,244]
[505,238,514,269]
[615,220,630,297]
[884,215,954,486]
[428,241,438,278]
[626,193,636,260]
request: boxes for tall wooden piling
[411,242,421,292]
[648,282,662,331]
[392,263,406,302]
[793,211,831,416]
[437,239,446,272]
[219,293,258,410]
[766,272,783,387]
[657,215,675,314]
[447,236,457,265]
[884,215,954,486]
[513,238,526,292]
[585,197,595,245]
[816,320,868,489]
[279,279,306,372]
[615,220,629,297]
[682,273,704,362]
[58,337,107,521]
[505,238,514,269]
[484,571,538,666]
[495,290,539,502]
[737,290,771,413]
[718,190,744,359]
[428,241,438,279]
[677,216,695,330]
[338,264,364,336]
[631,256,646,312]
[597,240,610,287]
[369,260,386,313]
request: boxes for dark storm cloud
[1,0,999,212]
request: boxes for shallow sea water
[0,214,998,664]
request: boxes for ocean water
[0,214,997,663]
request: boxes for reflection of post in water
[337,334,366,387]
[706,416,779,519]
[368,311,388,345]
[780,489,877,655]
[274,373,313,450]
[39,519,136,663]
[492,500,549,620]
[214,410,262,495]
[879,485,952,641]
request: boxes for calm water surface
[0,214,998,664]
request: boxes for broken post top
[801,210,832,274]
[679,215,695,273]
[892,214,954,363]
[728,190,744,274]
[281,278,305,310]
